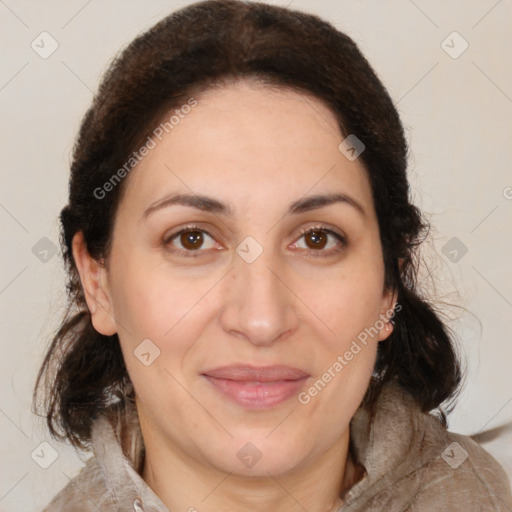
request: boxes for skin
[73,79,397,512]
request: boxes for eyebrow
[142,192,366,219]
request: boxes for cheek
[112,270,215,403]
[110,255,205,335]
[109,259,224,378]
[297,261,385,345]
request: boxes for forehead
[119,81,375,219]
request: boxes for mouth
[201,365,310,409]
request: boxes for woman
[34,1,512,510]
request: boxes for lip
[202,365,310,409]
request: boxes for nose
[219,248,300,346]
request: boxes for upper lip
[202,365,310,382]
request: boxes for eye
[164,225,219,257]
[163,224,346,259]
[290,226,346,256]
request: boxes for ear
[72,231,117,336]
[376,256,405,340]
[376,286,399,342]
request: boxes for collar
[91,402,169,511]
[342,380,430,506]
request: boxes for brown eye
[291,226,346,256]
[304,230,328,250]
[165,227,217,255]
[179,230,204,250]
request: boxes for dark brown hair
[33,0,462,450]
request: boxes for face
[74,80,396,478]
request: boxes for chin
[202,432,312,478]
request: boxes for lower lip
[203,376,308,409]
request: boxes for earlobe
[377,288,399,342]
[71,231,117,336]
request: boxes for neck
[140,420,363,512]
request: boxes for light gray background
[1,0,511,510]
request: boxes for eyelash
[163,224,347,258]
[295,226,347,258]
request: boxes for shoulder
[41,456,113,511]
[41,411,169,512]
[346,381,512,511]
[406,428,512,511]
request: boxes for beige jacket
[42,381,512,511]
